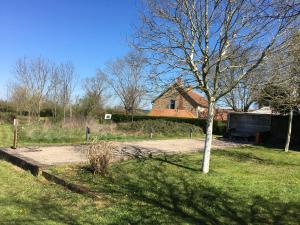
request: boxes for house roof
[148,109,197,118]
[187,91,208,107]
[152,83,208,108]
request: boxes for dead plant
[86,140,116,176]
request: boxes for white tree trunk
[202,100,215,174]
[284,109,293,152]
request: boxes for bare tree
[223,70,263,112]
[30,57,50,120]
[257,31,300,152]
[14,57,50,120]
[266,0,300,19]
[80,69,107,117]
[9,84,31,117]
[106,51,147,116]
[48,64,61,118]
[135,0,297,173]
[58,62,77,122]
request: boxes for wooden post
[12,118,18,149]
[189,128,193,139]
[150,127,154,139]
[86,126,90,144]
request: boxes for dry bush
[87,140,116,176]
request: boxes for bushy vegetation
[49,146,300,224]
[87,141,115,175]
[0,114,210,147]
[117,119,204,137]
[18,123,86,145]
[109,113,227,135]
[0,112,16,124]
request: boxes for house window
[169,100,176,109]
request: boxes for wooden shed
[227,112,271,139]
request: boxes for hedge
[101,113,226,135]
[117,119,204,137]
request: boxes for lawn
[0,160,105,224]
[1,146,299,224]
[0,124,13,147]
[48,146,300,224]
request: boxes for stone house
[148,79,228,120]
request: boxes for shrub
[86,141,116,176]
[106,113,227,135]
[117,119,204,137]
[0,112,16,124]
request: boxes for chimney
[187,85,193,92]
[176,77,182,84]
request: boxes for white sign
[104,114,112,120]
[13,119,18,126]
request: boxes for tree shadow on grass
[81,158,300,225]
[0,181,102,225]
[214,148,299,166]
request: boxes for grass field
[0,124,13,147]
[1,138,299,224]
[0,160,105,224]
[46,146,299,224]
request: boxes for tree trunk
[284,109,293,152]
[38,101,41,121]
[202,99,215,174]
[63,105,66,123]
[54,102,57,118]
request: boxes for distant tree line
[1,51,148,121]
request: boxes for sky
[0,0,140,99]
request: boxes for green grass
[0,124,13,147]
[1,146,299,224]
[0,160,105,224]
[48,146,300,224]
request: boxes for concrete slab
[1,139,247,166]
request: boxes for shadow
[215,149,275,164]
[1,197,84,225]
[216,136,253,145]
[0,166,102,224]
[74,157,300,224]
[151,154,200,172]
[215,147,300,166]
[119,145,199,171]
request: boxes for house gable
[150,81,227,120]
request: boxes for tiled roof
[187,91,208,107]
[148,109,197,118]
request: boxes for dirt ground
[8,138,247,166]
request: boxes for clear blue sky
[0,0,140,98]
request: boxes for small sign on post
[86,126,90,144]
[12,118,18,149]
[104,114,112,120]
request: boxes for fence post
[189,128,193,139]
[86,126,90,144]
[150,127,154,139]
[12,118,18,149]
